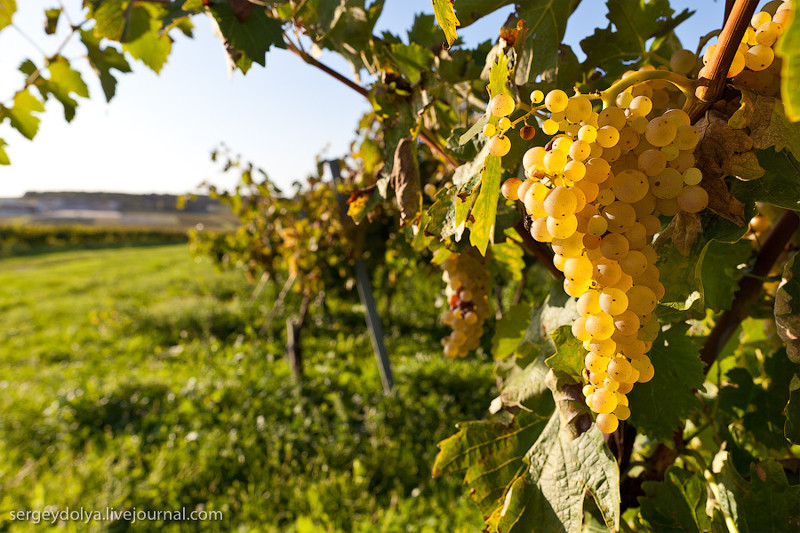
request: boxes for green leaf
[514,0,581,85]
[495,356,554,413]
[628,323,704,441]
[4,89,44,140]
[432,410,551,516]
[776,4,800,121]
[729,88,800,161]
[208,4,285,72]
[431,0,460,46]
[0,138,9,165]
[491,238,524,282]
[87,0,150,42]
[492,302,534,359]
[459,114,489,146]
[640,466,713,532]
[580,0,692,82]
[45,7,60,34]
[487,49,510,98]
[453,0,513,28]
[80,30,132,102]
[712,452,800,533]
[42,57,90,122]
[407,13,441,50]
[389,42,434,84]
[469,154,502,255]
[424,185,459,240]
[518,288,579,360]
[775,252,800,363]
[731,148,800,212]
[786,374,800,444]
[545,325,584,381]
[490,412,619,533]
[123,29,171,73]
[0,0,15,31]
[696,238,752,311]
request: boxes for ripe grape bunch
[490,79,710,433]
[440,249,492,359]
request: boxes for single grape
[547,214,579,239]
[520,125,536,140]
[586,312,616,340]
[628,96,653,117]
[670,49,696,74]
[645,116,678,147]
[745,44,775,71]
[677,185,709,213]
[544,89,569,113]
[544,150,568,173]
[501,178,522,201]
[599,287,629,316]
[483,123,497,137]
[674,125,700,150]
[542,119,559,135]
[578,291,602,316]
[488,135,511,157]
[530,89,544,103]
[613,310,641,336]
[649,168,684,199]
[564,160,587,182]
[579,125,598,143]
[498,116,512,130]
[489,94,515,117]
[592,388,618,414]
[612,169,650,203]
[607,356,633,383]
[597,126,620,148]
[600,233,630,261]
[596,412,619,433]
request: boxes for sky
[0,0,730,198]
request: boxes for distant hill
[21,191,224,214]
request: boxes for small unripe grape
[488,135,511,157]
[530,89,544,103]
[489,93,515,117]
[588,214,609,236]
[498,117,512,130]
[683,167,703,186]
[596,412,619,433]
[483,123,497,137]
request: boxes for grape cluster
[703,0,793,94]
[441,249,492,359]
[495,84,709,433]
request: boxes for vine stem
[686,0,759,122]
[600,70,698,110]
[699,210,800,370]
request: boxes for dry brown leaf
[730,88,800,160]
[390,138,421,226]
[694,110,753,226]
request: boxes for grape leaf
[3,89,44,140]
[639,466,713,532]
[123,25,172,73]
[488,49,510,98]
[0,138,8,165]
[776,4,800,121]
[0,0,14,32]
[80,30,131,102]
[432,410,551,517]
[514,0,581,86]
[729,88,800,161]
[628,323,704,441]
[424,185,458,239]
[453,0,513,28]
[45,7,60,34]
[712,452,800,532]
[493,302,535,359]
[694,109,756,225]
[407,13,440,50]
[731,148,800,212]
[87,0,151,42]
[390,42,434,85]
[469,154,502,255]
[487,411,620,533]
[208,3,285,72]
[775,252,800,363]
[494,357,553,413]
[696,238,752,311]
[491,238,524,282]
[431,0,460,47]
[545,325,584,381]
[580,0,692,82]
[390,138,421,226]
[39,57,90,122]
[786,374,800,444]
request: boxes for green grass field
[0,244,495,532]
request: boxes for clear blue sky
[0,0,729,197]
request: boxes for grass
[0,244,495,532]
